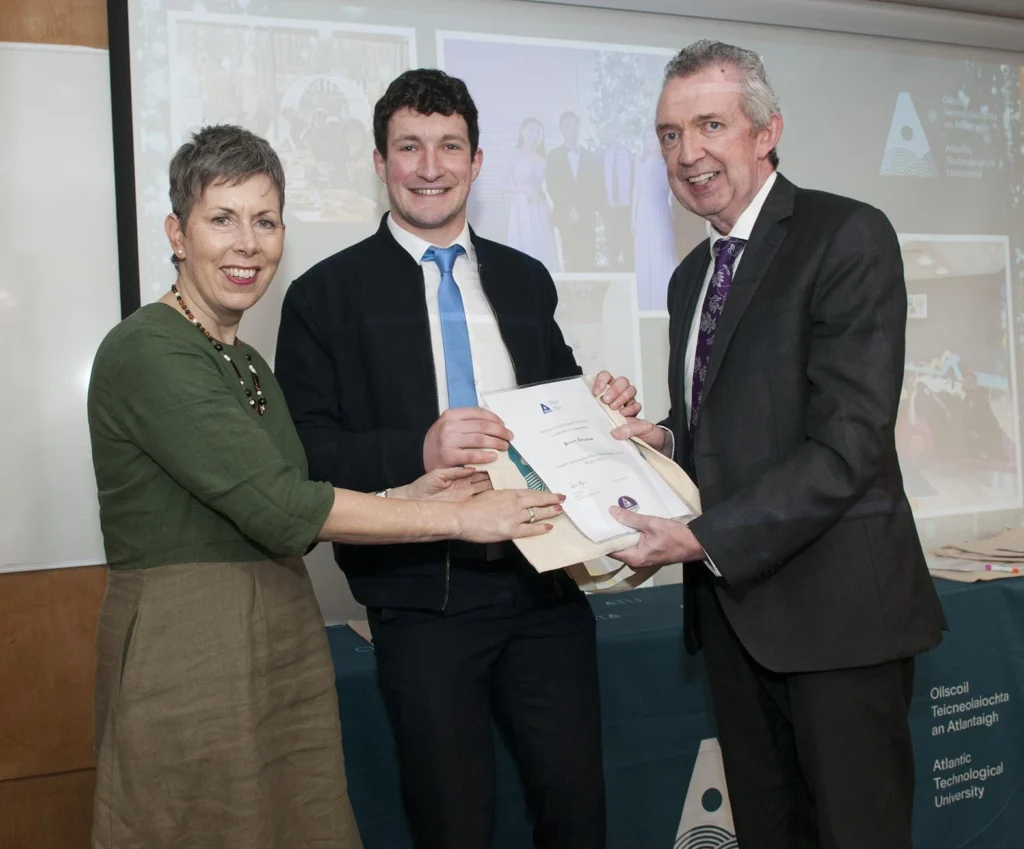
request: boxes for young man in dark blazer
[608,41,947,849]
[275,70,638,849]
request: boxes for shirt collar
[386,213,474,265]
[707,170,778,255]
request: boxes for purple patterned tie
[690,237,746,432]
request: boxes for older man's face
[656,63,781,234]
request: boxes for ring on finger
[527,506,537,524]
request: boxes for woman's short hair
[168,124,285,266]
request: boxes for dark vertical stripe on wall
[107,0,140,318]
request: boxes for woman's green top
[87,303,334,570]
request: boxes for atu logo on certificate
[617,496,639,512]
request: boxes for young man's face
[373,107,483,245]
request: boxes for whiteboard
[0,43,121,572]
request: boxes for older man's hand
[607,507,706,569]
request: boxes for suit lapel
[700,175,795,404]
[671,249,709,379]
[682,250,711,336]
[376,214,444,416]
[669,246,711,459]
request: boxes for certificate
[483,377,695,543]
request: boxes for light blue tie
[423,243,548,492]
[423,244,477,409]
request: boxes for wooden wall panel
[0,0,108,48]
[0,769,94,849]
[0,566,108,781]
[0,0,106,845]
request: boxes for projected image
[129,3,417,304]
[878,64,1020,183]
[168,14,413,225]
[552,273,644,403]
[439,34,705,310]
[897,236,1021,517]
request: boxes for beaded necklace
[171,283,266,416]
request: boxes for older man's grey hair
[664,40,780,168]
[168,124,286,268]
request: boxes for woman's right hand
[455,489,564,543]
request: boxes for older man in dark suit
[608,40,946,849]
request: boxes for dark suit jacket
[275,215,581,611]
[547,145,601,228]
[665,173,946,673]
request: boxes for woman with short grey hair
[87,124,561,849]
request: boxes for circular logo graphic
[701,788,723,813]
[617,495,638,512]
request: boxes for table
[329,578,1024,848]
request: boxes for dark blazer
[275,215,580,611]
[666,173,946,673]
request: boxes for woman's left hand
[393,467,493,502]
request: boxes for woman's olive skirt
[92,557,362,848]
